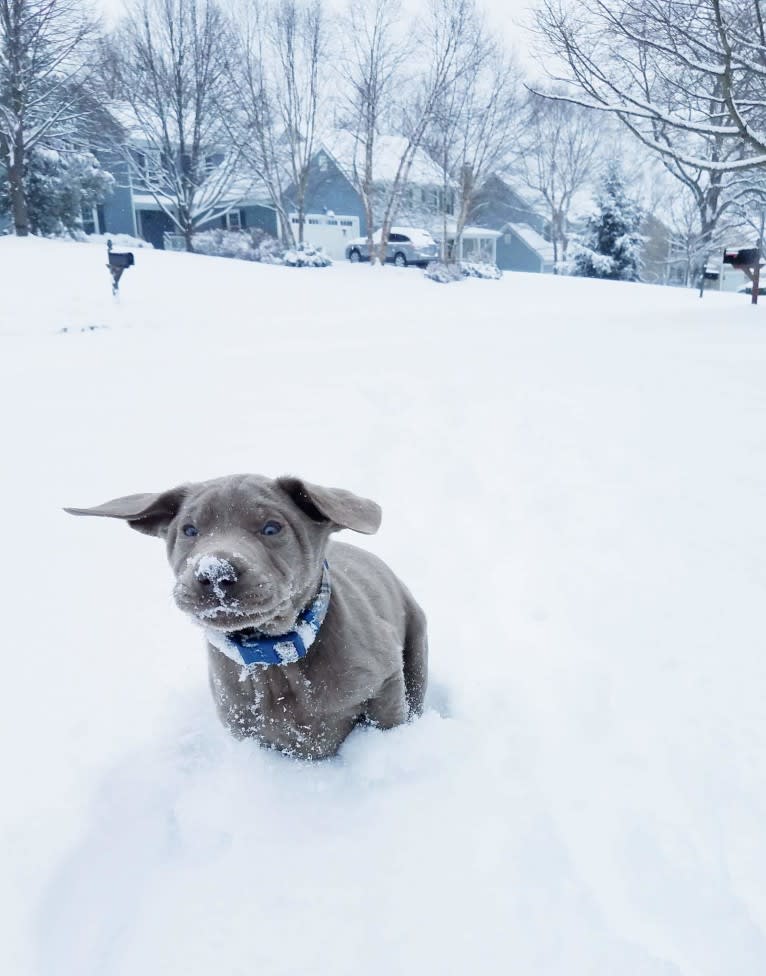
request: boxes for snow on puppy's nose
[194,554,238,600]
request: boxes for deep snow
[2,236,766,975]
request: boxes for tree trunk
[278,208,295,246]
[10,137,29,237]
[363,139,377,265]
[377,213,392,266]
[297,205,304,244]
[364,194,376,264]
[183,221,194,252]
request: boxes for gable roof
[485,173,537,211]
[505,222,556,264]
[320,130,444,187]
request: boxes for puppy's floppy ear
[64,486,189,538]
[276,477,381,535]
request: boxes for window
[142,150,162,184]
[226,209,242,231]
[340,219,353,227]
[317,152,328,171]
[389,233,408,243]
[81,205,99,235]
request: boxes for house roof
[489,173,537,210]
[132,177,273,212]
[321,130,444,187]
[505,222,556,264]
[428,217,501,240]
[109,101,146,142]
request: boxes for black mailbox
[106,240,135,294]
[108,251,134,271]
[723,247,760,267]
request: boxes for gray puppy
[66,474,428,759]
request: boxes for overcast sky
[94,0,540,60]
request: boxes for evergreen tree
[574,162,643,281]
[1,146,114,236]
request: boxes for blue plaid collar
[205,562,331,670]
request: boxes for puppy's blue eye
[261,520,282,536]
[183,524,198,537]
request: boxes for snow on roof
[428,217,501,240]
[321,130,444,187]
[132,168,272,211]
[108,101,146,141]
[506,222,556,263]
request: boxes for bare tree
[532,0,766,274]
[223,0,291,242]
[225,0,329,247]
[0,0,95,235]
[370,0,483,265]
[104,0,242,251]
[270,0,328,244]
[662,185,731,286]
[337,0,408,261]
[427,34,520,264]
[516,93,602,267]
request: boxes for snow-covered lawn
[3,236,766,975]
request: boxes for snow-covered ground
[3,236,766,975]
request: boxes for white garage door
[290,213,360,260]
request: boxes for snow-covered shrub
[191,229,327,266]
[192,228,285,263]
[573,162,643,281]
[424,261,464,283]
[553,259,575,276]
[85,233,154,249]
[461,261,502,280]
[1,146,115,237]
[424,261,502,283]
[258,234,286,265]
[282,242,332,267]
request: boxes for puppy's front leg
[363,670,409,729]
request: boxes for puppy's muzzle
[193,553,243,602]
[183,551,279,607]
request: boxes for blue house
[469,174,548,236]
[284,132,453,259]
[84,124,556,272]
[496,223,555,273]
[468,175,554,273]
[290,136,556,271]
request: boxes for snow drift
[2,236,766,976]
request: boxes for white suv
[345,227,440,267]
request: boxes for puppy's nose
[194,554,239,593]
